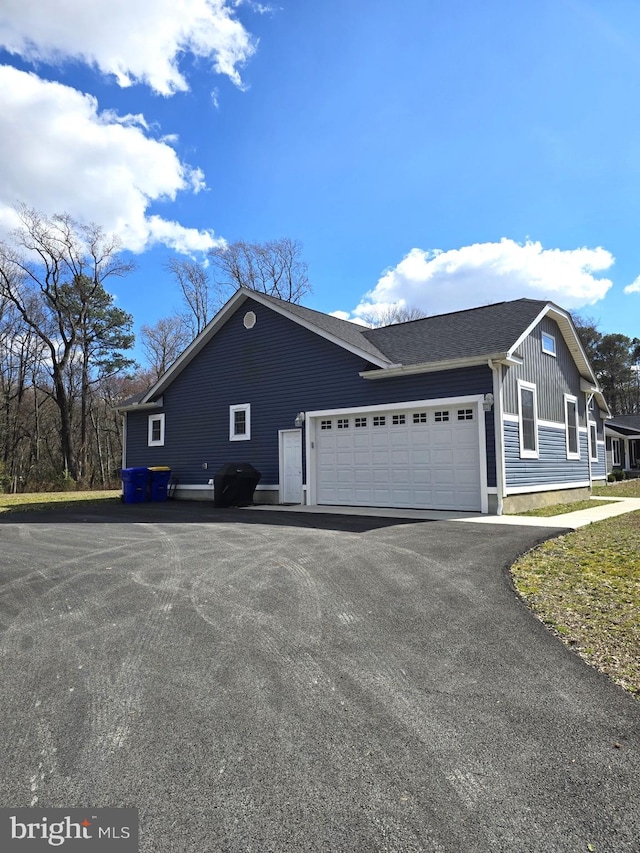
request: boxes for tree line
[0,205,638,492]
[0,207,311,492]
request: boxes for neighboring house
[604,414,640,474]
[118,289,609,514]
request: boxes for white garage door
[314,404,481,511]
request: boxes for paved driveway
[0,502,638,852]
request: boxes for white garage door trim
[305,395,488,513]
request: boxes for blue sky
[1,0,639,361]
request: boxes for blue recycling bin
[148,466,171,502]
[121,467,150,504]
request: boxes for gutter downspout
[489,359,506,516]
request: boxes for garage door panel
[315,403,481,511]
[432,449,454,464]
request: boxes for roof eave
[116,400,163,414]
[359,352,508,380]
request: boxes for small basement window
[541,332,556,356]
[230,403,251,441]
[148,413,165,447]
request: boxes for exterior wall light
[483,393,494,412]
[294,412,305,427]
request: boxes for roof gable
[133,289,606,410]
[362,298,547,364]
[139,288,392,403]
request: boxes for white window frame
[230,403,251,441]
[541,332,557,356]
[612,438,621,467]
[518,380,539,459]
[564,395,580,460]
[148,412,165,447]
[588,421,598,462]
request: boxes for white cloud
[0,0,255,95]
[0,66,222,254]
[624,277,640,294]
[344,239,614,322]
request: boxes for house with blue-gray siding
[119,289,609,514]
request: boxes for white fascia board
[359,353,506,379]
[306,394,484,419]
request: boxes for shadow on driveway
[0,499,432,532]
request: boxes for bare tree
[140,315,191,382]
[359,303,428,328]
[165,257,212,336]
[208,238,311,303]
[0,205,135,481]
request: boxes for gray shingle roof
[608,414,640,433]
[362,298,548,364]
[255,291,550,367]
[251,291,391,363]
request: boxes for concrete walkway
[247,496,640,530]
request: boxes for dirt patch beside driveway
[0,502,638,852]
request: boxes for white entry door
[279,429,303,504]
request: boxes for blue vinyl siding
[504,317,586,422]
[125,298,496,487]
[504,421,590,489]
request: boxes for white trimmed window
[230,403,251,441]
[589,421,598,463]
[612,439,621,467]
[148,413,165,447]
[541,332,556,356]
[518,381,538,458]
[564,395,580,459]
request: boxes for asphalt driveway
[0,502,638,852]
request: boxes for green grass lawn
[593,478,640,498]
[516,498,616,517]
[512,511,640,697]
[0,490,120,514]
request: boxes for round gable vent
[243,311,256,329]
